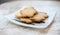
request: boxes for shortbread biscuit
[30,12,48,22]
[20,7,37,17]
[39,12,48,18]
[20,18,32,23]
[16,12,22,18]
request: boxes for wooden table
[0,1,60,35]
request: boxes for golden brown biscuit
[20,7,37,17]
[16,12,22,18]
[20,18,32,23]
[39,12,48,18]
[16,7,48,23]
[30,12,48,22]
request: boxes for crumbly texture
[39,12,48,18]
[20,7,37,17]
[16,7,48,24]
[30,12,48,22]
[16,12,23,18]
[19,18,32,23]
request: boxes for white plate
[6,6,56,29]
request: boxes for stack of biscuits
[16,7,48,24]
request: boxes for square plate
[6,6,56,29]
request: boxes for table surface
[0,1,60,35]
